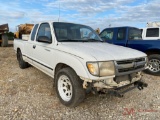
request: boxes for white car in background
[141,27,160,40]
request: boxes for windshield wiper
[85,39,104,42]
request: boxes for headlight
[87,61,115,77]
[99,61,115,76]
[87,62,99,76]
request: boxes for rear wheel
[146,54,160,75]
[17,50,28,69]
[55,67,86,107]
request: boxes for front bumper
[92,72,142,89]
[103,80,148,97]
[81,72,148,96]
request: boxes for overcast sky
[0,0,160,32]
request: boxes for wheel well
[54,63,75,76]
[145,49,160,56]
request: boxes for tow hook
[134,81,148,90]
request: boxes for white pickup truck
[14,21,148,107]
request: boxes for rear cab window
[128,28,142,40]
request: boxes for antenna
[58,3,60,22]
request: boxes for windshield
[128,28,142,40]
[53,22,102,42]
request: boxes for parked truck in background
[141,21,160,40]
[14,23,34,40]
[141,27,160,40]
[100,26,160,75]
[14,22,147,107]
[0,24,9,47]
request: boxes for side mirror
[37,36,52,43]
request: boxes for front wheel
[146,54,160,75]
[55,67,86,107]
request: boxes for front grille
[117,58,145,65]
[118,65,145,73]
[117,60,133,64]
[135,58,145,62]
[115,57,146,75]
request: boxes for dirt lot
[0,42,160,120]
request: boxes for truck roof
[35,21,86,26]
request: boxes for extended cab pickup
[14,22,147,107]
[100,26,160,75]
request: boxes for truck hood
[59,42,146,61]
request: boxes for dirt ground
[0,41,160,120]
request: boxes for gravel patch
[0,42,160,120]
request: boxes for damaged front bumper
[103,80,148,97]
[80,72,148,97]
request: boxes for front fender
[53,51,90,79]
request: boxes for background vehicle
[147,21,160,27]
[141,27,160,40]
[141,21,160,40]
[95,28,100,34]
[14,22,147,107]
[0,24,9,47]
[14,23,34,40]
[100,26,160,75]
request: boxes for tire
[145,54,160,76]
[55,67,86,107]
[17,50,28,69]
[1,34,8,47]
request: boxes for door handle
[33,45,36,49]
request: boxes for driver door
[32,23,53,75]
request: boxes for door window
[128,28,142,40]
[100,29,114,40]
[36,23,52,42]
[117,28,125,40]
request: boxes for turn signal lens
[87,63,99,76]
